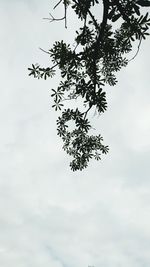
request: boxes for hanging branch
[29,0,150,171]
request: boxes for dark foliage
[28,0,150,171]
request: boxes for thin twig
[84,106,92,119]
[128,37,142,62]
[39,47,51,55]
[43,13,65,22]
[88,10,99,31]
[54,0,63,9]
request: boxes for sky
[0,1,150,267]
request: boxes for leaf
[112,13,121,22]
[133,4,140,16]
[137,0,150,6]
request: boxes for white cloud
[0,1,150,267]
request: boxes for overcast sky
[0,1,150,267]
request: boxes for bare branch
[129,37,142,62]
[43,12,65,23]
[53,0,63,9]
[39,47,51,55]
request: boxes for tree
[28,0,150,171]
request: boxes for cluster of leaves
[57,108,109,171]
[29,0,150,171]
[28,64,56,79]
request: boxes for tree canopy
[28,0,150,171]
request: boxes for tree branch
[97,0,110,42]
[88,10,99,31]
[54,0,63,9]
[43,13,65,23]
